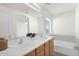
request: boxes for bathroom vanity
[0,35,54,56]
[26,39,54,56]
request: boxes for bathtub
[54,40,77,56]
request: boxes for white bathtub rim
[54,40,76,49]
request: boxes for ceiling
[38,3,76,15]
[0,3,37,13]
[0,3,76,16]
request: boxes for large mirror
[16,15,29,37]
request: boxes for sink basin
[8,38,38,48]
[8,35,49,48]
[8,39,21,48]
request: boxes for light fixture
[25,3,40,12]
[32,3,40,9]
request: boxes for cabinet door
[25,50,35,56]
[49,39,54,56]
[0,38,7,51]
[36,45,44,56]
[44,41,50,56]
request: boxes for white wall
[75,4,79,50]
[38,16,45,34]
[75,4,79,39]
[34,10,75,36]
[53,11,75,36]
[0,6,17,39]
[16,22,28,37]
[28,14,38,34]
[16,15,29,37]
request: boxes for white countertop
[0,35,54,56]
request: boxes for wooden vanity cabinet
[0,38,8,51]
[25,39,54,56]
[44,41,50,56]
[49,39,54,56]
[35,45,44,56]
[25,50,35,56]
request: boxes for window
[45,17,52,34]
